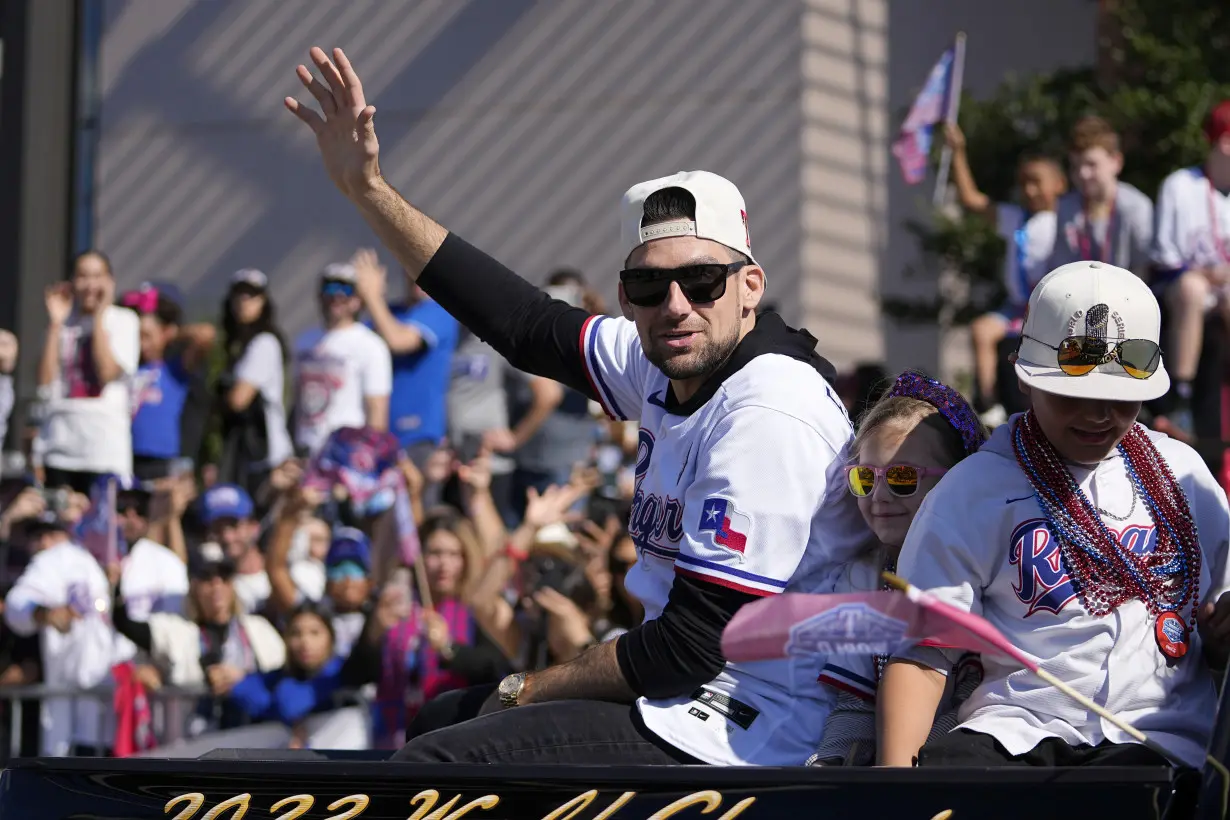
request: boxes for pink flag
[891,45,957,185]
[722,588,1037,672]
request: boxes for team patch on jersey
[1009,518,1157,617]
[698,497,749,554]
[785,602,908,657]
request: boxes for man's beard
[647,322,742,382]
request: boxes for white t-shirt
[43,305,139,476]
[233,570,271,615]
[117,537,190,659]
[581,315,873,766]
[996,205,1058,309]
[897,419,1230,768]
[1152,166,1230,276]
[233,332,293,468]
[293,323,392,455]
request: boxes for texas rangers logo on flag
[699,497,749,554]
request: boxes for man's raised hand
[285,47,380,199]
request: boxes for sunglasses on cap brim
[1018,334,1162,380]
[619,261,747,308]
[846,464,948,498]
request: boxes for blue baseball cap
[200,483,254,524]
[325,527,371,573]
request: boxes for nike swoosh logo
[1005,494,1035,505]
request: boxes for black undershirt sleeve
[416,233,595,398]
[616,574,760,699]
[111,592,153,654]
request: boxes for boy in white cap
[877,260,1230,768]
[285,47,872,766]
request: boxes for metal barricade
[0,683,210,761]
[0,684,375,761]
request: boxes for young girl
[811,371,987,766]
[879,261,1230,769]
[229,601,343,731]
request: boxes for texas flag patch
[699,497,749,554]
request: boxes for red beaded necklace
[1011,411,1202,660]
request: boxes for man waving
[286,47,871,766]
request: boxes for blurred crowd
[0,250,652,757]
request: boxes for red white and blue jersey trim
[579,315,627,421]
[817,662,877,703]
[674,553,788,597]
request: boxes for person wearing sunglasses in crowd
[286,47,872,766]
[292,262,392,457]
[878,261,1230,769]
[810,371,987,766]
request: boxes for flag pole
[931,31,967,208]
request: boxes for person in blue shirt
[122,284,216,481]
[229,601,344,735]
[352,248,458,467]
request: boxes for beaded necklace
[1011,411,1202,659]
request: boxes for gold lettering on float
[645,791,756,820]
[540,790,599,820]
[270,795,315,820]
[590,791,636,820]
[325,795,371,820]
[165,793,206,820]
[200,793,251,820]
[406,789,501,820]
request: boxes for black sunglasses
[619,261,747,308]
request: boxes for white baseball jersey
[580,314,873,765]
[996,205,1058,310]
[897,418,1230,767]
[1152,166,1230,276]
[5,538,121,755]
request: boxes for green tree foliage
[887,0,1230,324]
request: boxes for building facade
[85,0,1097,379]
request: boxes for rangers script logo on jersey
[1010,518,1158,617]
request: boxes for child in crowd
[944,123,1066,427]
[123,284,215,482]
[1048,116,1154,278]
[810,371,987,766]
[878,261,1230,768]
[229,601,344,735]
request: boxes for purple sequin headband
[885,371,985,457]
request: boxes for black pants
[919,728,1170,767]
[392,696,702,765]
[406,684,496,740]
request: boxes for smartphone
[455,433,484,465]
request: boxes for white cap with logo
[620,170,757,265]
[1014,260,1169,402]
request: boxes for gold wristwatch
[497,672,526,708]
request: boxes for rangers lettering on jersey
[698,497,749,555]
[1009,518,1157,617]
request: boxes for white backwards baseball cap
[620,170,757,265]
[1014,260,1169,402]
